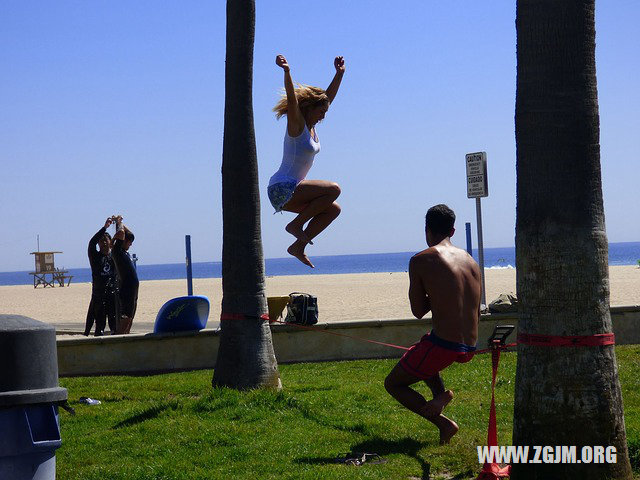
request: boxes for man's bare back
[409,238,481,346]
[384,204,482,445]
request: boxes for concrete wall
[57,330,221,377]
[57,306,640,377]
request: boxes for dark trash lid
[0,315,68,407]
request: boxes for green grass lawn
[58,346,640,480]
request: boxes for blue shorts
[268,181,297,212]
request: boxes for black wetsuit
[112,238,139,322]
[84,227,117,336]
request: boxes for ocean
[1,242,638,287]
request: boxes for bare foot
[287,243,314,268]
[438,417,459,445]
[116,315,133,335]
[422,390,454,418]
[285,222,313,245]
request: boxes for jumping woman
[268,54,345,268]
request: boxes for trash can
[0,315,68,480]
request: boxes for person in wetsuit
[84,217,117,336]
[111,215,139,334]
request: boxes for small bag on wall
[284,292,318,325]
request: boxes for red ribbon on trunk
[517,332,615,347]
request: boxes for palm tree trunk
[513,1,631,478]
[212,0,280,390]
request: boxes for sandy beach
[0,266,638,334]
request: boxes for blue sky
[1,1,638,272]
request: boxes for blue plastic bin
[154,295,210,333]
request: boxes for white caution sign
[466,151,488,198]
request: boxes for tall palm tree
[212,0,281,390]
[512,1,631,478]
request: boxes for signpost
[465,222,472,256]
[185,235,193,296]
[466,151,488,309]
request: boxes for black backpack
[284,292,318,325]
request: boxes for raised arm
[276,54,305,136]
[113,215,126,242]
[408,255,431,319]
[88,217,112,255]
[325,56,345,104]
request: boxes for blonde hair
[273,84,330,119]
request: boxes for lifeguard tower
[29,251,73,288]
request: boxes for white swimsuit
[269,125,320,186]
[268,125,320,211]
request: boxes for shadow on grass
[353,437,431,479]
[298,409,370,435]
[113,400,180,429]
[280,395,371,435]
[296,437,433,479]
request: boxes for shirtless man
[384,204,481,444]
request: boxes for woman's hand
[326,56,345,103]
[276,54,290,72]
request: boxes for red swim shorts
[399,331,475,380]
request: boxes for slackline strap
[488,349,500,446]
[270,321,514,354]
[272,319,411,351]
[221,316,615,352]
[477,345,512,480]
[474,343,517,355]
[517,332,615,347]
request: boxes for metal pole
[475,198,487,309]
[185,235,193,296]
[465,222,472,256]
[37,234,40,252]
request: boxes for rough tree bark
[512,1,631,478]
[212,0,281,390]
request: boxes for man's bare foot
[287,243,314,268]
[285,222,313,245]
[438,418,459,445]
[422,390,454,418]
